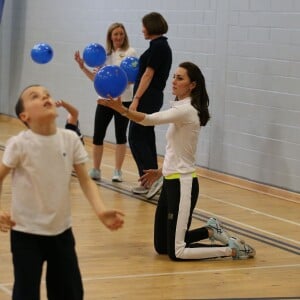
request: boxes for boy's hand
[0,211,16,232]
[55,100,64,108]
[98,210,125,231]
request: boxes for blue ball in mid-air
[83,43,106,67]
[120,56,139,82]
[31,43,53,64]
[94,65,128,98]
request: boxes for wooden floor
[0,114,299,300]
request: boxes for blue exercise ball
[83,43,106,67]
[94,65,128,98]
[31,43,53,64]
[120,56,139,82]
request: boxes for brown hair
[15,84,41,127]
[142,12,168,35]
[178,62,210,126]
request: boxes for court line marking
[1,145,298,208]
[91,178,300,255]
[193,210,300,251]
[1,263,299,289]
[197,208,300,246]
[1,144,299,205]
[0,284,12,296]
[72,263,300,282]
[94,167,300,231]
[96,178,300,247]
[201,193,300,226]
[71,177,300,256]
[193,213,300,255]
[92,156,300,204]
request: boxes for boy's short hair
[15,84,41,127]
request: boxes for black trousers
[128,88,163,176]
[11,228,83,300]
[154,176,225,260]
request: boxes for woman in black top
[129,12,172,194]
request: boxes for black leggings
[93,102,131,145]
[154,176,230,261]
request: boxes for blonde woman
[75,23,137,182]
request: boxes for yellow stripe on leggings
[164,172,197,180]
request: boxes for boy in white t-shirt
[0,84,124,300]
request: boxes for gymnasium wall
[0,0,299,192]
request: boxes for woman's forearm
[119,106,146,123]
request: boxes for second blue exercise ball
[94,65,128,98]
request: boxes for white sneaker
[206,217,231,245]
[146,176,163,199]
[89,168,101,180]
[112,170,122,182]
[132,185,149,194]
[229,237,256,259]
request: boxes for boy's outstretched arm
[74,162,124,230]
[0,162,16,232]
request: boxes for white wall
[0,0,299,192]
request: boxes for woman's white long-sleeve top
[139,97,201,176]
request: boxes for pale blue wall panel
[0,0,299,191]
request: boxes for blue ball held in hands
[94,65,128,98]
[31,43,53,64]
[120,56,139,82]
[83,43,106,67]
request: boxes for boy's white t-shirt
[105,47,137,102]
[2,128,88,236]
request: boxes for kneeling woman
[99,62,255,261]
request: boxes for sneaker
[206,217,231,245]
[229,237,256,260]
[146,176,163,199]
[132,185,149,194]
[89,168,101,180]
[112,170,122,182]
